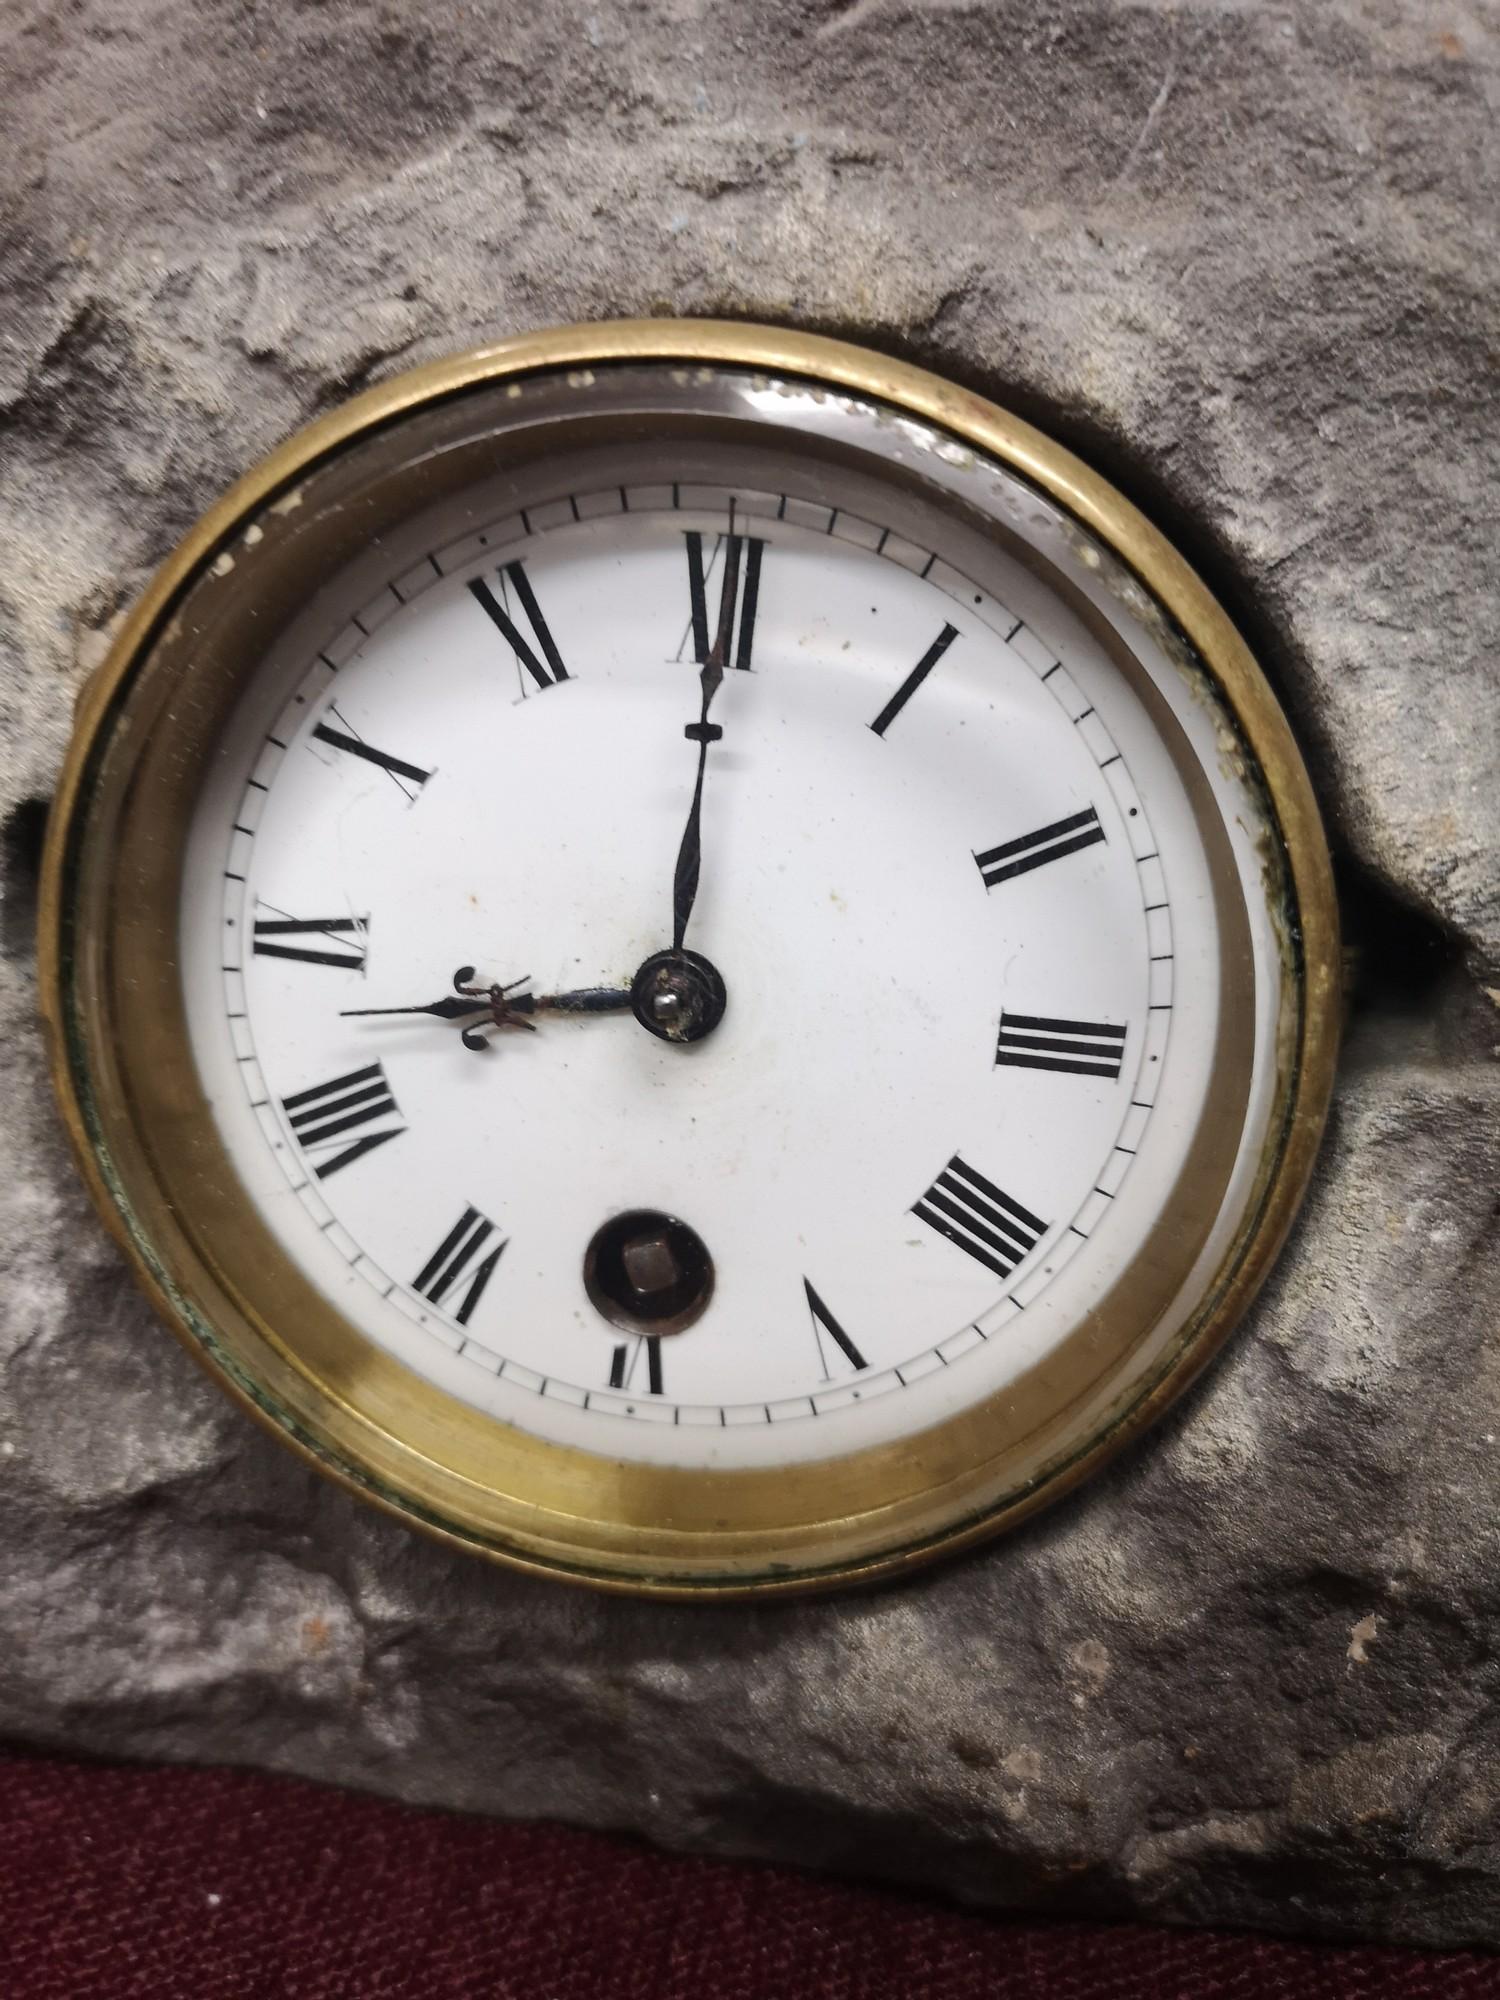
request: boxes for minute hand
[671,532,740,952]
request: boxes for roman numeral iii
[467,562,569,689]
[996,1012,1127,1080]
[685,530,764,671]
[413,1205,504,1326]
[913,1156,1047,1279]
[252,911,368,971]
[280,1062,404,1178]
[975,806,1105,888]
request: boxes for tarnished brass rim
[38,320,1340,1597]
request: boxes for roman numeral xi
[280,1062,404,1179]
[975,806,1105,888]
[913,1156,1047,1280]
[685,530,764,672]
[996,1012,1127,1081]
[468,562,569,690]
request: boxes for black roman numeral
[804,1278,868,1374]
[607,1336,665,1396]
[467,562,569,689]
[996,1012,1127,1080]
[913,1156,1047,1280]
[870,623,959,736]
[413,1205,504,1326]
[685,530,764,671]
[975,806,1105,888]
[252,910,368,971]
[311,710,432,800]
[280,1062,404,1178]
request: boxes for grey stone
[1,0,1498,1952]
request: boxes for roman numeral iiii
[975,806,1105,888]
[280,1062,404,1178]
[467,562,569,689]
[913,1156,1047,1279]
[996,1012,1127,1080]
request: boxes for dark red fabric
[1,1752,1495,2000]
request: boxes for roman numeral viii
[975,806,1105,888]
[685,530,764,671]
[467,562,569,689]
[996,1012,1127,1080]
[913,1156,1047,1280]
[280,1062,404,1178]
[413,1206,504,1326]
[252,911,368,971]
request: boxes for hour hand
[341,967,632,1051]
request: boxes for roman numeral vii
[913,1156,1047,1280]
[413,1205,505,1326]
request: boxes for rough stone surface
[1,0,1497,1952]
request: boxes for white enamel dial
[180,426,1284,1476]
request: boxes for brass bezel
[37,321,1340,1597]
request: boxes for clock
[38,321,1339,1595]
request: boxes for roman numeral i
[280,1062,404,1178]
[913,1156,1047,1280]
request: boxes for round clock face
[41,325,1338,1591]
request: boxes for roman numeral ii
[975,806,1105,888]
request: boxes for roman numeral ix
[413,1205,505,1327]
[804,1278,868,1375]
[975,806,1106,888]
[996,1012,1127,1080]
[252,910,368,971]
[280,1062,404,1178]
[685,529,764,672]
[467,561,569,690]
[913,1156,1047,1280]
